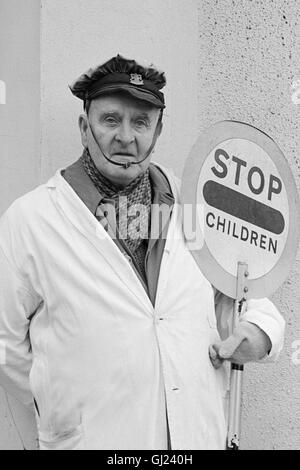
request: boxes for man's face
[79,92,162,187]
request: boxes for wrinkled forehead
[87,90,161,116]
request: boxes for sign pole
[227,261,248,450]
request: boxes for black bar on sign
[232,363,244,371]
[203,180,285,235]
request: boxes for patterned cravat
[82,149,152,279]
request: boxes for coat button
[124,253,132,263]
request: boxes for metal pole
[226,262,248,450]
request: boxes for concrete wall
[0,0,41,213]
[197,0,300,449]
[39,0,199,182]
[0,0,40,450]
[0,0,299,450]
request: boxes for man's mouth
[112,152,136,157]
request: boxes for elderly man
[0,55,284,450]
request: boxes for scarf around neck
[82,149,152,274]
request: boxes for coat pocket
[29,357,49,426]
[38,423,85,450]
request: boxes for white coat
[0,164,285,450]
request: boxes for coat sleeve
[0,244,39,408]
[214,288,285,362]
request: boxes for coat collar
[61,155,174,215]
[46,160,179,315]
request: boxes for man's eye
[104,117,118,125]
[135,120,148,127]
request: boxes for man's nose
[115,122,135,145]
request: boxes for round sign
[181,121,300,299]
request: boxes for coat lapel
[151,164,181,311]
[47,170,154,316]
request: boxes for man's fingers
[218,331,246,359]
[209,328,247,368]
[209,344,224,369]
[209,323,269,366]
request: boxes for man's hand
[209,321,272,369]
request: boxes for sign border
[181,120,300,299]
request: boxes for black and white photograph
[0,0,299,453]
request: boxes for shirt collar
[149,163,174,206]
[62,155,103,215]
[62,154,174,214]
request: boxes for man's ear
[78,114,89,148]
[154,111,163,139]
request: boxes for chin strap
[87,117,161,169]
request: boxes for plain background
[0,0,299,449]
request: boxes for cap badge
[130,73,144,85]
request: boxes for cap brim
[88,83,165,109]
